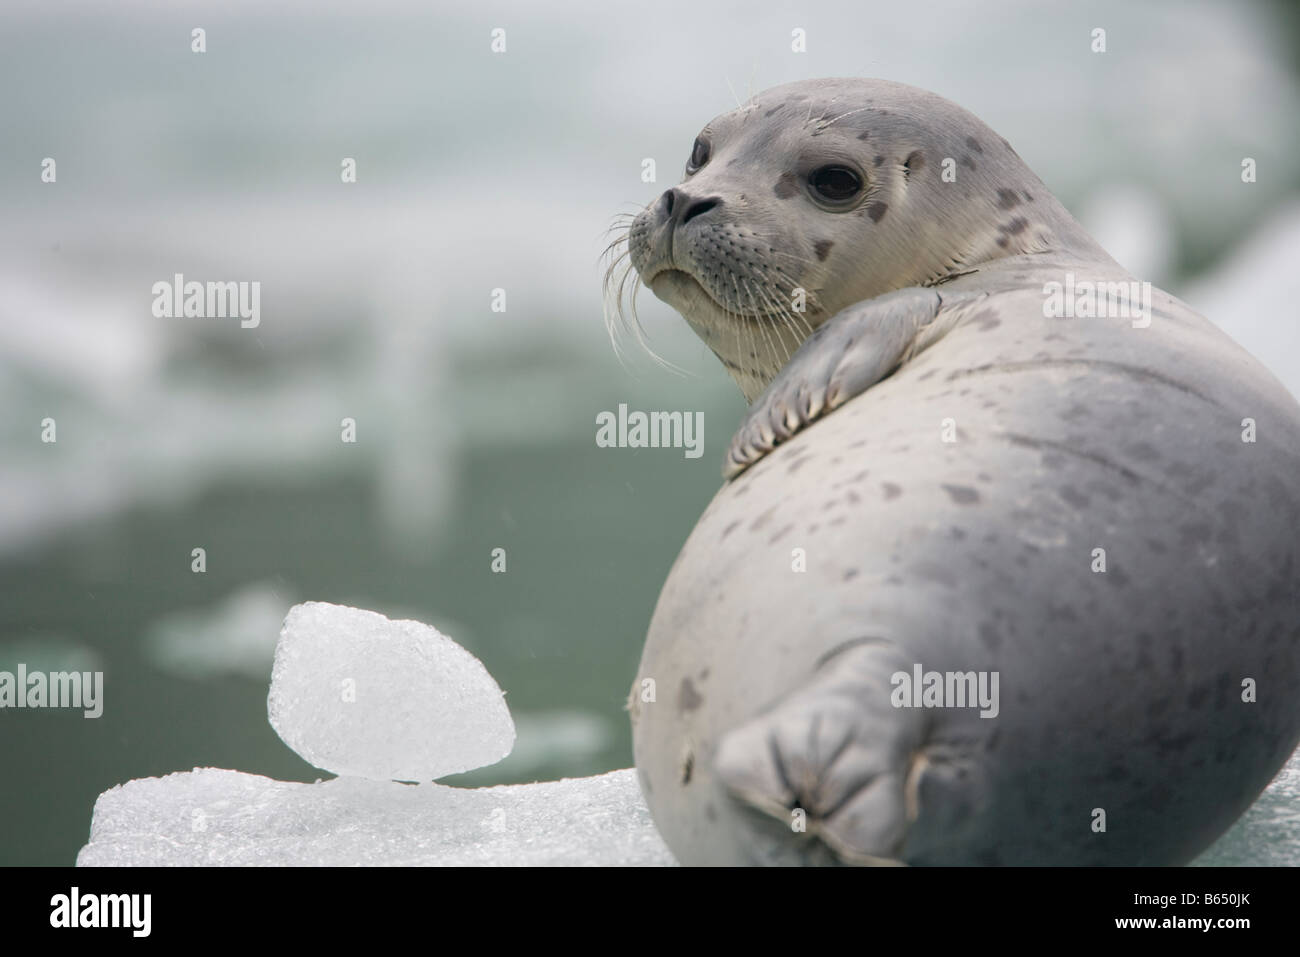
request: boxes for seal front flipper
[710,638,938,866]
[722,288,984,478]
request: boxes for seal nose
[660,188,722,227]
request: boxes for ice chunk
[268,602,513,781]
[76,767,675,867]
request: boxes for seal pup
[611,78,1300,865]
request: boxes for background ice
[75,767,675,867]
[267,602,515,781]
[144,581,294,680]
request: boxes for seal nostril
[660,189,675,217]
[683,198,721,223]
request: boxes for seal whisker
[765,249,818,268]
[813,106,873,135]
[753,280,803,361]
[734,273,783,376]
[753,266,817,340]
[745,279,791,366]
[601,223,689,377]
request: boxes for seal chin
[649,268,745,322]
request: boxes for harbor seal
[613,78,1300,865]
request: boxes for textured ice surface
[76,767,675,867]
[267,602,514,781]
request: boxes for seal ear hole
[902,150,926,181]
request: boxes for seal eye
[810,165,863,203]
[687,138,711,173]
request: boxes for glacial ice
[267,602,514,782]
[75,767,674,867]
[78,600,674,866]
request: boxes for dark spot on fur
[678,677,703,713]
[882,482,902,500]
[965,136,983,154]
[867,201,888,223]
[967,308,1001,331]
[680,750,694,785]
[996,188,1020,210]
[1000,217,1029,235]
[769,523,795,544]
[1050,603,1079,622]
[856,129,870,140]
[1059,486,1090,509]
[1146,697,1171,718]
[1126,442,1160,462]
[749,504,777,531]
[873,155,885,167]
[813,239,834,261]
[911,560,957,588]
[720,519,741,539]
[996,236,1009,248]
[773,171,799,199]
[942,484,980,505]
[765,105,783,117]
[843,568,859,581]
[960,155,976,171]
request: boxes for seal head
[624,77,1105,400]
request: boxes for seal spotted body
[616,78,1300,865]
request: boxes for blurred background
[2,0,1299,865]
